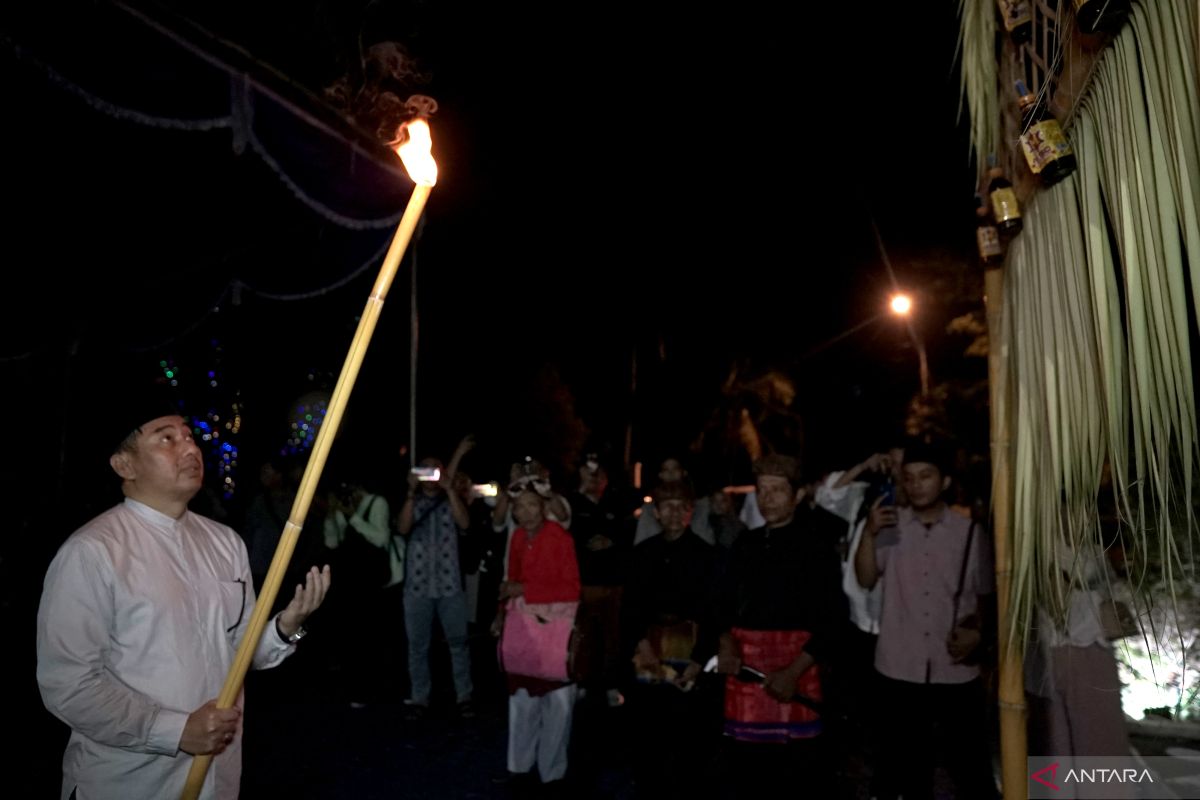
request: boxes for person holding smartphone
[813,447,903,798]
[396,436,475,720]
[854,438,999,800]
[322,472,398,708]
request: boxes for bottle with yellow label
[1074,0,1130,35]
[975,193,1004,266]
[986,154,1022,237]
[1016,80,1076,187]
[996,0,1032,44]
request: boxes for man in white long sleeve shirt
[813,450,902,636]
[37,390,330,800]
[813,449,901,800]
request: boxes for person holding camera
[811,446,904,798]
[854,438,999,800]
[817,448,905,635]
[322,472,400,709]
[396,437,475,720]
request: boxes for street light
[795,293,928,396]
[864,211,930,397]
[890,291,929,396]
[798,293,926,379]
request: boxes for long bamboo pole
[986,266,1027,799]
[180,180,432,800]
[409,220,419,470]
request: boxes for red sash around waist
[723,627,823,743]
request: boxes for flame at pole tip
[396,119,437,187]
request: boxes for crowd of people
[32,379,1135,799]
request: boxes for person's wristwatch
[276,617,307,645]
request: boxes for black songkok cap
[901,436,953,477]
[108,379,185,454]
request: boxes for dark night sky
[2,1,984,526]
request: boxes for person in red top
[491,488,581,789]
[505,495,581,605]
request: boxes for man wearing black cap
[36,386,331,800]
[854,437,998,800]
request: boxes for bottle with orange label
[975,193,1004,266]
[985,154,1022,237]
[1016,80,1077,187]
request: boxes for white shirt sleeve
[234,547,296,670]
[37,537,190,755]
[814,471,868,523]
[349,494,392,547]
[220,528,296,669]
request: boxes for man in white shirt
[814,449,901,800]
[815,449,903,635]
[37,388,331,800]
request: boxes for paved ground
[21,626,975,799]
[23,630,645,800]
[238,640,639,800]
[14,579,1189,799]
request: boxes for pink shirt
[873,505,994,684]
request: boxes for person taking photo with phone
[322,470,399,709]
[854,437,999,800]
[396,436,476,720]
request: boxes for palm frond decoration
[957,0,998,169]
[998,1,1200,714]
